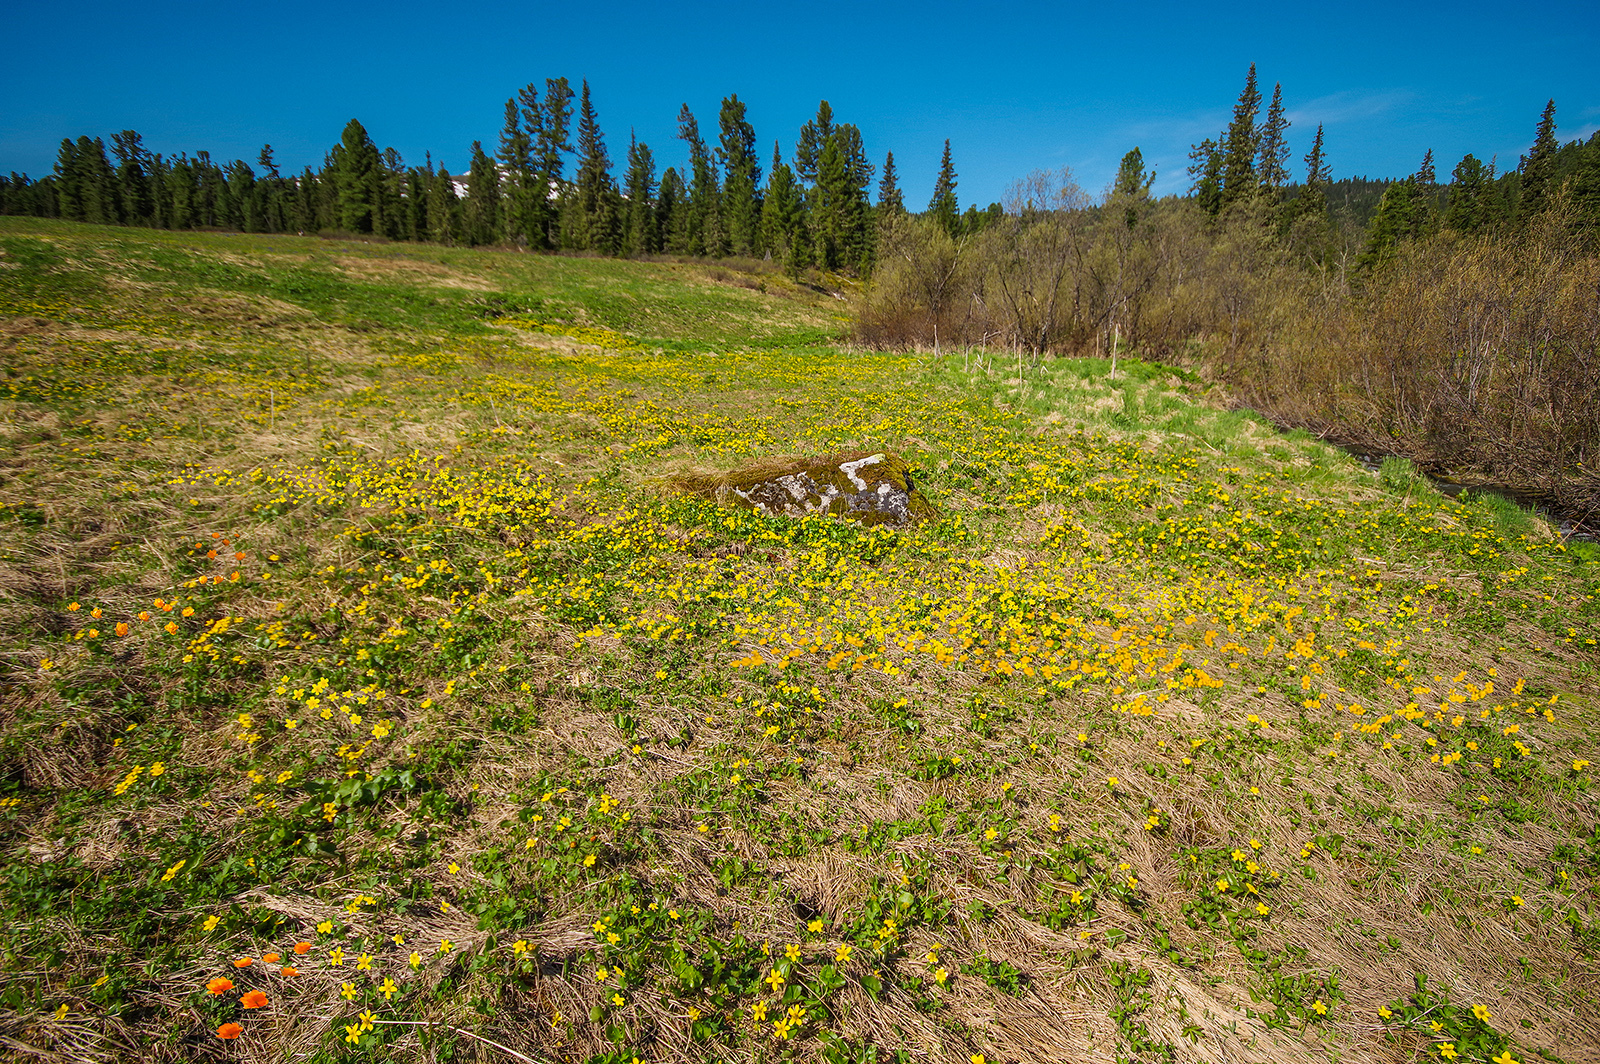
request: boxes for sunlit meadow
[2,217,1597,1064]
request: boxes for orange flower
[261,952,281,964]
[292,941,312,955]
[233,957,254,968]
[279,965,298,977]
[217,1022,243,1040]
[240,990,268,1009]
[206,977,235,995]
[114,622,129,637]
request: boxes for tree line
[0,80,1010,277]
[858,68,1600,512]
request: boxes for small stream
[1333,444,1597,545]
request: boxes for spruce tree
[111,130,151,225]
[677,104,721,255]
[1519,99,1559,220]
[1220,64,1262,209]
[718,94,762,256]
[657,167,686,254]
[1444,154,1489,234]
[465,140,502,245]
[1257,82,1291,191]
[794,101,834,185]
[929,140,959,236]
[497,96,535,245]
[73,137,117,224]
[1294,123,1330,219]
[760,141,807,269]
[877,150,903,215]
[1187,138,1224,216]
[532,78,574,249]
[1358,180,1417,270]
[622,132,657,256]
[225,159,255,231]
[332,120,382,234]
[565,80,620,253]
[812,135,849,269]
[293,165,318,233]
[54,139,82,221]
[833,125,875,270]
[1113,147,1155,228]
[1569,132,1600,232]
[429,167,459,244]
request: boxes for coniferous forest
[4,69,1600,513]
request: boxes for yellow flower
[202,915,220,932]
[1311,999,1328,1016]
[379,977,399,1001]
[1472,1003,1492,1022]
[356,953,372,971]
[409,952,422,969]
[340,981,358,1001]
[835,944,853,963]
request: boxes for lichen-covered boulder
[676,450,937,527]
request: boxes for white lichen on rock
[679,450,935,528]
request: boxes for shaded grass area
[1,219,1598,1064]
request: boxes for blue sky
[4,0,1596,207]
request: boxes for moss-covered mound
[674,449,937,527]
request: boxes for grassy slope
[1,217,1598,1064]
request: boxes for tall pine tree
[928,139,959,236]
[1220,64,1262,209]
[717,94,762,256]
[532,78,574,249]
[1257,82,1290,192]
[794,101,834,185]
[760,140,807,271]
[622,132,657,256]
[497,96,536,245]
[331,120,382,234]
[564,80,620,253]
[1518,99,1559,221]
[1187,138,1224,216]
[464,140,503,245]
[877,151,903,215]
[1444,154,1490,234]
[677,104,721,255]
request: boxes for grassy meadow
[1,216,1598,1064]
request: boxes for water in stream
[1335,445,1596,545]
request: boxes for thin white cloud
[1287,89,1415,128]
